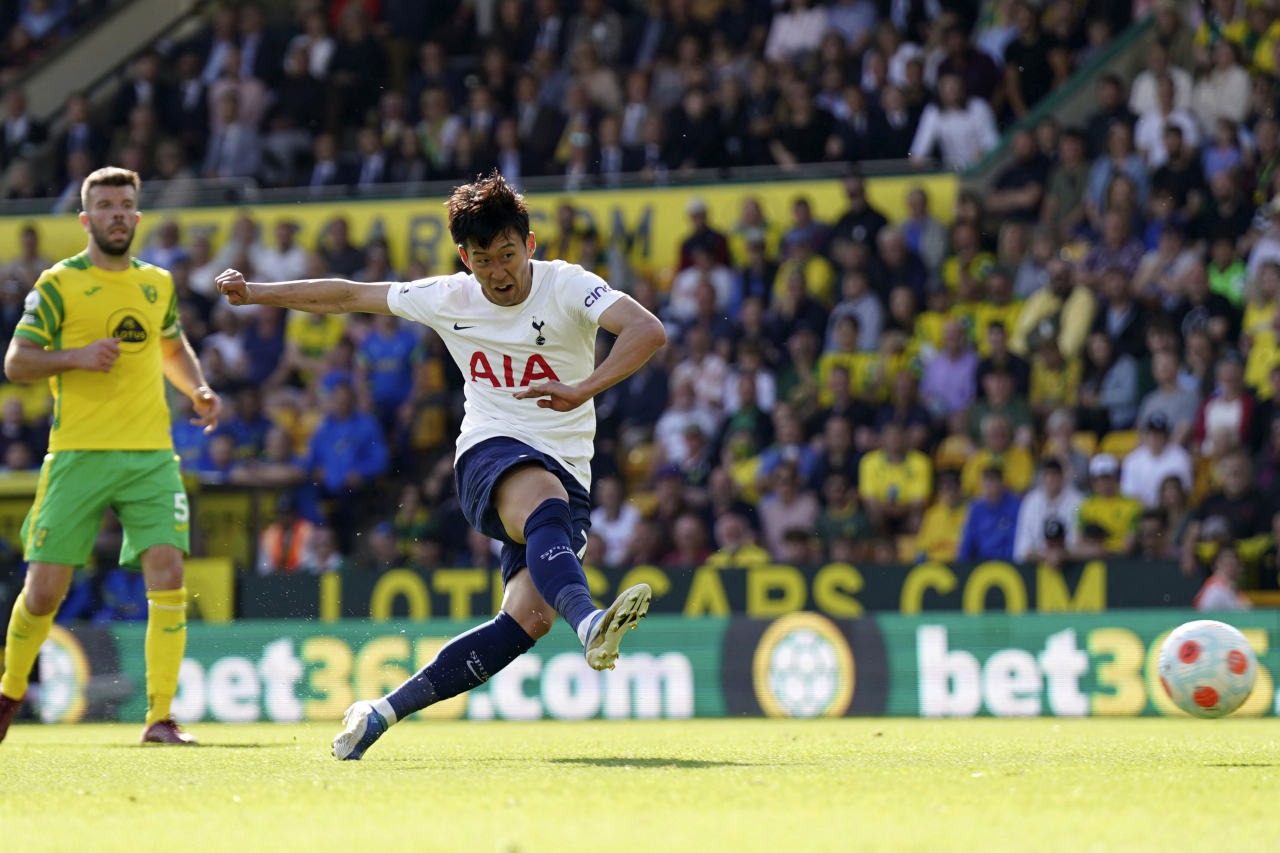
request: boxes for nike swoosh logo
[162,625,185,633]
[453,323,476,330]
[11,632,28,639]
[84,287,102,295]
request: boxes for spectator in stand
[590,475,640,568]
[1136,349,1201,447]
[1092,266,1147,359]
[815,471,870,559]
[1134,73,1200,168]
[831,173,887,252]
[899,187,948,276]
[678,199,730,271]
[1120,412,1194,508]
[920,320,977,418]
[308,381,389,552]
[1195,353,1254,456]
[962,413,1035,496]
[1013,458,1083,562]
[987,130,1050,224]
[1130,40,1192,117]
[1077,331,1140,434]
[958,467,1021,562]
[759,461,820,560]
[1077,453,1143,556]
[300,527,348,574]
[1194,545,1251,610]
[1004,0,1066,120]
[909,74,999,169]
[858,421,931,537]
[915,468,968,562]
[663,512,713,568]
[257,494,317,575]
[357,313,420,430]
[708,513,771,568]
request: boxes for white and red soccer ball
[1158,620,1258,719]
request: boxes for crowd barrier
[36,610,1278,724]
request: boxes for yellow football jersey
[14,252,180,452]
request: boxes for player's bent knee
[502,569,557,640]
[140,544,184,590]
[22,562,75,616]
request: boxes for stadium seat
[1098,431,1139,460]
[1070,431,1098,457]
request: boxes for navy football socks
[376,611,535,723]
[523,498,599,635]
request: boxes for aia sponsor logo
[469,352,560,386]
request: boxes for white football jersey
[386,259,622,489]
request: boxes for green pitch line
[1,719,1277,852]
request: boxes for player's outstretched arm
[514,294,666,412]
[4,335,121,382]
[160,332,223,434]
[215,269,393,315]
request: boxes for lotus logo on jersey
[532,320,547,345]
[107,308,152,353]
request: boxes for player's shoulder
[40,253,93,287]
[128,256,174,282]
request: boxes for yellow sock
[2,595,55,700]
[144,588,187,726]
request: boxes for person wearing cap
[257,493,317,575]
[961,413,1034,497]
[1120,412,1193,508]
[916,468,969,562]
[1013,458,1083,562]
[678,197,729,271]
[958,466,1021,562]
[1077,452,1143,555]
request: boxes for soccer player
[0,167,222,746]
[215,173,667,760]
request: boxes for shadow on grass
[549,757,757,769]
[1204,763,1275,768]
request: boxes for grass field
[1,718,1277,852]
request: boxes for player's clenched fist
[215,268,252,306]
[73,338,121,372]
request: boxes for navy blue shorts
[454,437,592,584]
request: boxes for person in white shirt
[1013,458,1083,562]
[588,475,641,567]
[216,173,666,759]
[909,74,999,169]
[667,245,733,324]
[1134,73,1200,168]
[1194,546,1252,611]
[1191,40,1250,133]
[764,0,831,63]
[1120,412,1194,508]
[1129,40,1192,117]
[252,220,309,283]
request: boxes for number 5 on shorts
[174,493,189,522]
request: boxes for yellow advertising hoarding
[0,174,956,279]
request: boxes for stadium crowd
[0,0,1132,200]
[1,0,1278,617]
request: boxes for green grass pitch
[1,718,1277,852]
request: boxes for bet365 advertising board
[34,611,1280,724]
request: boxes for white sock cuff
[576,609,603,647]
[371,696,398,725]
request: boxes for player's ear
[78,211,90,232]
[526,231,536,257]
[457,246,471,271]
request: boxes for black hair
[446,170,530,250]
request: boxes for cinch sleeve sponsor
[561,266,622,327]
[14,273,63,344]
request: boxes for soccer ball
[1157,620,1258,718]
